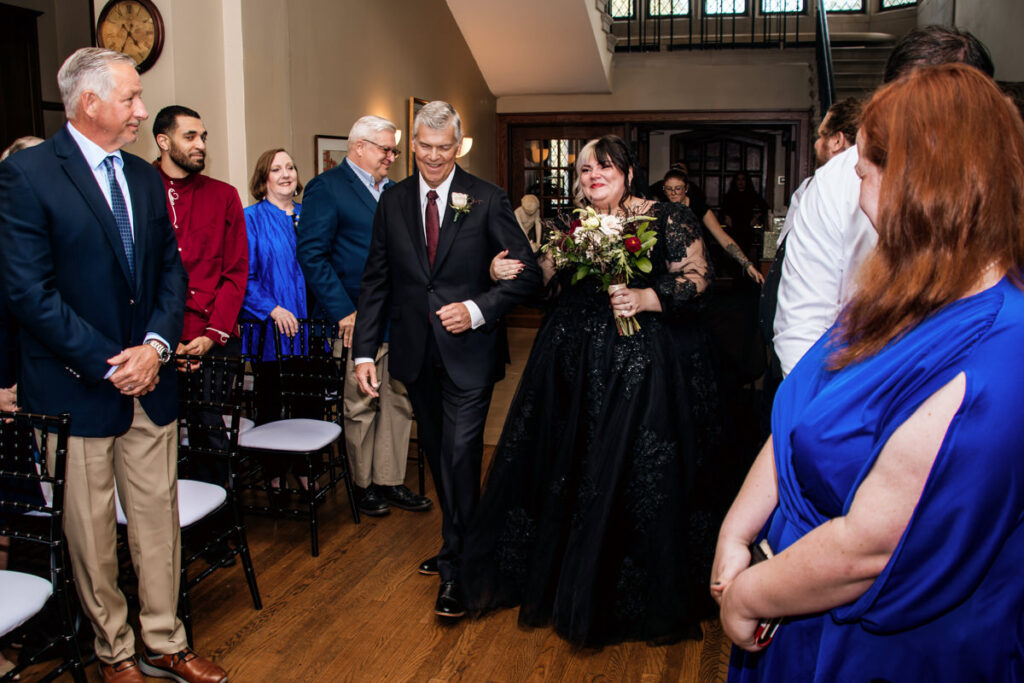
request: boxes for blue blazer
[296,159,394,325]
[0,126,188,437]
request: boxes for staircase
[829,39,895,103]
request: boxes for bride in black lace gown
[462,136,729,647]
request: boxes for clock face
[97,0,164,73]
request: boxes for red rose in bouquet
[624,235,641,254]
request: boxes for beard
[169,142,205,174]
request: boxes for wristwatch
[145,339,172,365]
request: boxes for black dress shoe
[434,580,465,618]
[357,486,390,517]
[378,484,433,511]
[418,555,439,575]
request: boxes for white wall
[953,0,1024,81]
[498,50,816,113]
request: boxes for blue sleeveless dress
[731,276,1024,682]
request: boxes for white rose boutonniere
[450,192,478,222]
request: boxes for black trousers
[404,334,493,583]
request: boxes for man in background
[772,26,995,376]
[298,115,430,518]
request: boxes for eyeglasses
[361,139,401,158]
[664,185,687,194]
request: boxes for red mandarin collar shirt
[156,165,248,344]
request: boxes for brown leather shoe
[99,656,145,683]
[139,648,227,683]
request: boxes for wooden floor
[10,452,732,683]
[9,326,733,681]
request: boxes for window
[881,0,916,7]
[761,0,804,12]
[649,0,690,17]
[610,0,636,18]
[823,0,863,10]
[704,0,747,15]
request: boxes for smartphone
[748,539,783,647]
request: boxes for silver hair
[58,47,137,119]
[412,101,462,144]
[348,115,397,143]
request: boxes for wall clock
[96,0,164,73]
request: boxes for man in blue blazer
[298,115,430,517]
[0,48,226,683]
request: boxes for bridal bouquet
[541,206,657,336]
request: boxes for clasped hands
[107,343,162,397]
[609,286,659,317]
[711,535,766,653]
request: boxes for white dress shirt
[773,145,877,375]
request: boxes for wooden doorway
[671,130,774,211]
[506,124,625,220]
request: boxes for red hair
[831,64,1024,368]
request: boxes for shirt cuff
[463,300,485,329]
[353,357,375,365]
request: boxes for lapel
[401,172,430,277]
[432,165,471,273]
[54,127,136,288]
[339,160,380,217]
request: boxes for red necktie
[426,190,439,266]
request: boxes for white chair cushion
[238,419,341,452]
[115,480,226,527]
[0,570,52,636]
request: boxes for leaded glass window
[761,0,804,12]
[824,0,863,10]
[881,0,916,7]
[704,0,746,15]
[649,0,690,17]
[610,0,636,18]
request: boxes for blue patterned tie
[103,156,135,281]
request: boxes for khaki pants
[340,342,414,488]
[45,399,186,663]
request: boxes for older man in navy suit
[0,48,225,683]
[297,115,430,517]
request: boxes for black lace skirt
[462,281,732,648]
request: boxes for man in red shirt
[153,105,247,358]
[153,105,248,496]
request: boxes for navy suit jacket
[0,126,188,437]
[352,165,541,390]
[296,159,394,325]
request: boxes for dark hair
[883,25,994,84]
[830,64,1024,369]
[249,148,303,201]
[573,135,642,211]
[663,169,688,185]
[152,105,201,139]
[823,97,863,145]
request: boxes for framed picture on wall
[314,135,348,175]
[407,97,428,175]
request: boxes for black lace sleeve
[650,202,712,317]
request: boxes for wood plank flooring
[10,458,731,682]
[9,325,733,681]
